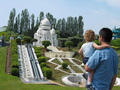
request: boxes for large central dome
[40,18,51,26]
[39,18,51,30]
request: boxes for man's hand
[109,75,117,90]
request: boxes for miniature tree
[62,62,68,69]
[42,40,51,49]
[65,41,73,50]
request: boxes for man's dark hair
[99,28,113,43]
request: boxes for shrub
[40,62,46,68]
[34,46,44,55]
[58,38,67,47]
[10,40,19,77]
[62,62,68,69]
[16,38,21,44]
[42,67,52,79]
[38,56,48,63]
[65,41,73,50]
[10,40,19,68]
[68,37,83,47]
[12,64,19,68]
[35,49,40,53]
[11,68,19,77]
[31,39,38,42]
[36,53,42,58]
[42,40,51,48]
[23,36,32,43]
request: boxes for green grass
[116,50,120,78]
[46,63,69,84]
[111,39,120,47]
[52,59,62,65]
[70,65,82,73]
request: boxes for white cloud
[96,0,120,8]
[106,0,120,8]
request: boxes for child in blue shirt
[78,30,110,88]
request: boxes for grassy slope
[0,47,119,90]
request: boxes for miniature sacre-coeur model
[33,18,58,47]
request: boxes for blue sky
[0,0,120,34]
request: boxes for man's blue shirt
[86,48,118,90]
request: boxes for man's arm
[109,75,117,90]
[85,64,93,72]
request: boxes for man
[85,28,118,90]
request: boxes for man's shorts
[83,57,89,64]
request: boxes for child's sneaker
[81,63,84,66]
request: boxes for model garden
[0,8,120,90]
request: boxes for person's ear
[100,35,104,42]
[99,35,102,42]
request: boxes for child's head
[84,30,95,42]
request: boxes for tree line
[7,8,84,38]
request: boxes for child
[78,30,110,88]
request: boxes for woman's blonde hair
[84,30,96,42]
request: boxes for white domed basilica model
[33,18,58,47]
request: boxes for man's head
[99,28,113,44]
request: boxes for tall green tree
[35,17,39,29]
[39,12,44,22]
[66,17,74,37]
[14,17,18,33]
[56,19,62,31]
[78,16,84,37]
[46,12,54,28]
[73,17,78,36]
[31,14,35,31]
[7,8,16,32]
[53,18,56,28]
[20,9,30,33]
[14,14,20,33]
[61,18,66,37]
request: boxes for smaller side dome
[50,28,56,35]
